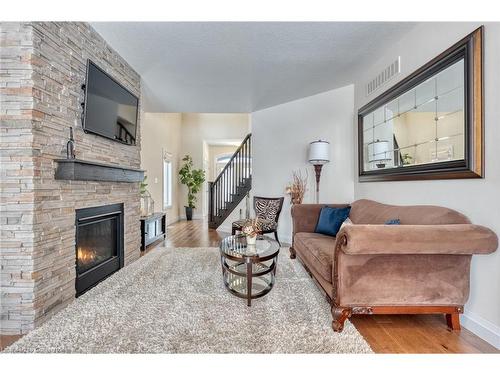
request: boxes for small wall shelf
[55,159,144,183]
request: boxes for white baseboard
[462,311,500,349]
[166,216,179,226]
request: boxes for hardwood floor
[0,335,23,351]
[2,219,497,353]
[163,219,229,248]
[350,315,497,353]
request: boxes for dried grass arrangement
[285,170,308,205]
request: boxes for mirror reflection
[362,59,465,172]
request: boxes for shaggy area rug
[5,247,372,353]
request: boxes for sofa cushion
[350,199,470,225]
[315,206,351,237]
[294,232,336,282]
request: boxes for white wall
[179,113,250,218]
[352,22,500,348]
[251,85,355,244]
[140,113,182,224]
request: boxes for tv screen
[83,60,138,145]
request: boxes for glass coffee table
[219,234,280,306]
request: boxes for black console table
[140,212,166,251]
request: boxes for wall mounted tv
[82,60,139,145]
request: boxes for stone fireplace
[1,22,142,334]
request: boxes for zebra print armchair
[232,196,284,245]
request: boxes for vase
[246,235,257,245]
[140,191,154,217]
[149,198,155,215]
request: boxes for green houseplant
[178,155,205,220]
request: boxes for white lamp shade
[368,140,391,162]
[308,140,330,165]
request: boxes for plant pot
[185,206,193,221]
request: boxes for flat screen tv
[83,60,139,145]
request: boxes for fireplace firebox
[75,203,124,296]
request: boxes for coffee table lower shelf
[219,235,280,306]
[221,260,277,306]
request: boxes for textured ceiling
[91,22,416,113]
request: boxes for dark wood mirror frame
[358,26,484,182]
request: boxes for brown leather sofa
[289,199,498,332]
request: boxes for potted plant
[402,153,413,165]
[178,155,205,220]
[241,218,262,245]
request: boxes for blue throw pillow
[315,206,351,237]
[385,218,401,225]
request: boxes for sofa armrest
[336,224,498,255]
[291,204,349,235]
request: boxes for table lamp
[368,139,391,168]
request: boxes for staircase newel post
[238,149,242,185]
[242,143,246,181]
[208,181,214,225]
[249,135,252,177]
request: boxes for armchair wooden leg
[446,313,461,331]
[331,306,351,333]
[289,247,296,259]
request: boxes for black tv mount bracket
[80,84,86,127]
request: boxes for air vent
[365,57,401,96]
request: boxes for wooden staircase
[208,133,252,229]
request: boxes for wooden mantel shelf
[55,159,144,183]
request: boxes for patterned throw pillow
[384,218,401,225]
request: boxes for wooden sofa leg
[331,307,351,333]
[446,313,461,331]
[289,247,296,259]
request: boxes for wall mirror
[358,27,483,182]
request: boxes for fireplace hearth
[75,203,124,296]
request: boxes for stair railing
[208,133,252,226]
